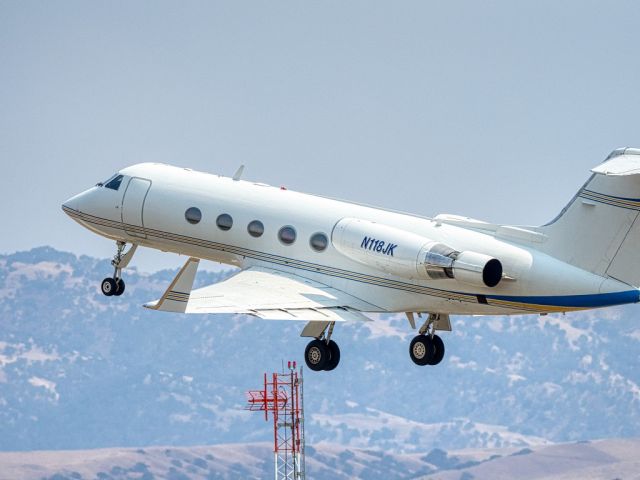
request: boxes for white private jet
[62,148,640,372]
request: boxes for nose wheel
[101,242,136,297]
[100,277,125,297]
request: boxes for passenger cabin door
[121,177,151,238]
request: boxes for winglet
[144,257,200,313]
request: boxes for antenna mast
[246,361,306,480]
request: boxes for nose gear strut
[100,241,137,297]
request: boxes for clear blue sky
[2,1,640,272]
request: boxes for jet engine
[331,218,503,288]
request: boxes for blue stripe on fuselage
[486,290,640,308]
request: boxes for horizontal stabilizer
[592,148,640,176]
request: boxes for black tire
[101,278,117,297]
[305,339,329,371]
[114,278,126,296]
[324,340,341,371]
[429,334,445,365]
[409,335,434,366]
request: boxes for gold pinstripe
[579,190,640,210]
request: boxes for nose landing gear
[100,277,122,296]
[101,241,137,297]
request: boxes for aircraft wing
[144,258,378,324]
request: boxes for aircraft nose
[61,192,84,215]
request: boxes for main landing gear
[101,241,137,297]
[302,314,449,371]
[304,322,340,372]
[408,313,447,366]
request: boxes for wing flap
[247,307,372,322]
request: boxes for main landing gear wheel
[409,334,445,366]
[410,335,434,366]
[430,334,445,366]
[324,340,341,371]
[305,339,329,371]
[304,321,341,372]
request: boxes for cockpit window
[105,175,124,191]
[97,173,117,187]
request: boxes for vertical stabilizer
[540,148,640,287]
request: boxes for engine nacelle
[331,218,503,288]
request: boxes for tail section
[540,148,640,287]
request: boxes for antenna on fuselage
[232,165,245,181]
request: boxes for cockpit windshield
[105,175,124,190]
[97,173,124,191]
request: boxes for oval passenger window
[185,207,202,225]
[216,213,233,231]
[310,232,328,252]
[247,220,264,238]
[278,226,297,245]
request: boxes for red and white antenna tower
[246,361,306,480]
